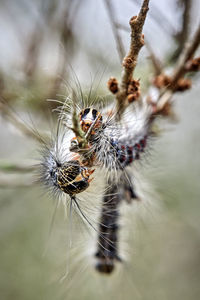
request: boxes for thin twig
[171,23,200,86]
[149,24,200,117]
[23,26,43,79]
[173,0,192,60]
[131,0,176,35]
[0,161,36,173]
[145,39,163,75]
[104,0,126,62]
[116,22,162,76]
[49,0,80,98]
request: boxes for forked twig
[154,24,200,113]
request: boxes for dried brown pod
[175,78,192,92]
[127,79,140,102]
[127,92,140,103]
[107,77,119,94]
[122,57,135,69]
[185,57,200,72]
[127,79,140,94]
[153,74,172,89]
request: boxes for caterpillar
[39,97,152,274]
[95,172,139,274]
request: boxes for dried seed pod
[107,77,119,94]
[185,57,200,72]
[175,78,192,92]
[153,74,172,89]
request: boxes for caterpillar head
[53,160,94,196]
[42,152,95,196]
[79,107,103,134]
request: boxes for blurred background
[0,0,200,299]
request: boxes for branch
[132,0,176,35]
[23,26,42,79]
[104,0,126,62]
[116,22,163,76]
[145,39,163,75]
[173,0,192,60]
[115,0,150,118]
[149,24,200,118]
[0,161,35,173]
[171,23,200,86]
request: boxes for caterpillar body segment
[77,105,150,172]
[56,160,95,195]
[39,128,95,197]
[100,134,147,169]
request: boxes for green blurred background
[0,0,200,299]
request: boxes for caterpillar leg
[120,172,139,204]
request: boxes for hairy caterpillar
[0,1,199,299]
[39,95,152,274]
